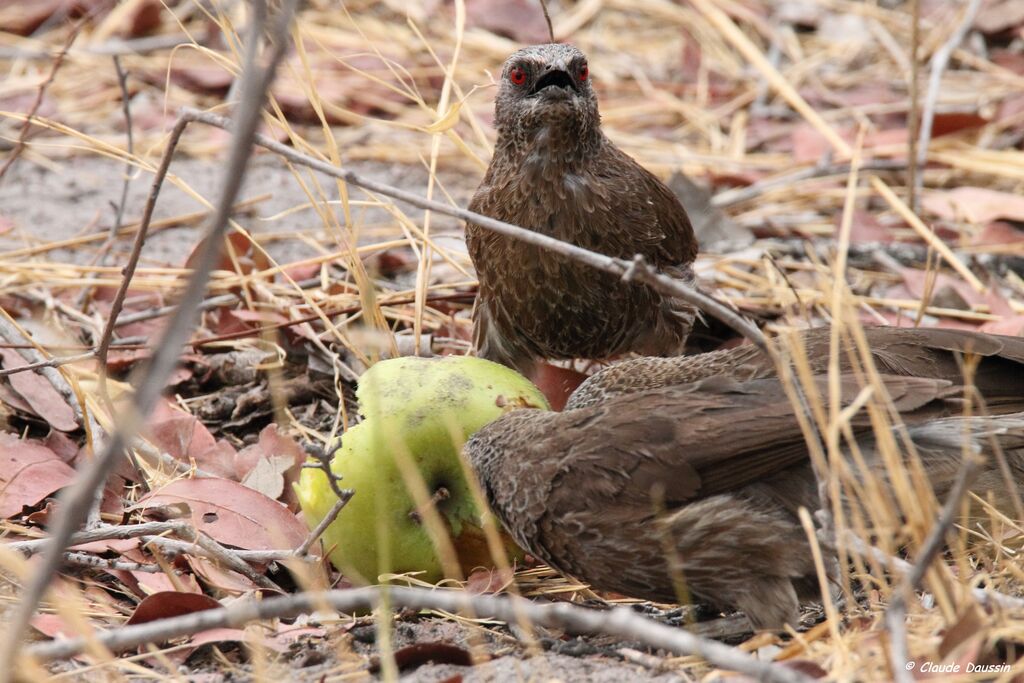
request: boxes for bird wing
[546,373,950,513]
[590,142,698,267]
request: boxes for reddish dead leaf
[42,430,80,464]
[185,230,271,281]
[923,187,1024,224]
[188,556,266,595]
[972,221,1024,246]
[133,478,307,551]
[0,348,78,432]
[107,565,203,599]
[531,363,588,412]
[126,591,221,626]
[122,0,162,37]
[235,424,306,505]
[0,432,76,519]
[841,209,893,244]
[980,315,1024,336]
[895,267,989,309]
[0,216,14,236]
[931,111,989,137]
[0,0,106,35]
[30,613,76,640]
[145,399,237,478]
[370,643,473,674]
[975,0,1024,34]
[465,0,551,44]
[283,261,322,282]
[466,566,514,595]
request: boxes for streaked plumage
[465,326,1024,629]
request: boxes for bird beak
[531,60,578,95]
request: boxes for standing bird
[466,44,698,374]
[464,327,1024,629]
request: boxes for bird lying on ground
[464,326,1024,629]
[466,43,698,376]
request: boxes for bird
[464,326,1024,630]
[466,44,698,376]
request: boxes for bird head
[493,43,600,148]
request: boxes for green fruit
[295,355,548,584]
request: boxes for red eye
[579,64,589,81]
[509,66,527,86]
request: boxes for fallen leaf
[125,591,221,626]
[465,0,551,44]
[0,349,78,432]
[923,187,1024,224]
[145,399,237,478]
[235,424,306,505]
[132,478,307,551]
[0,433,76,519]
[971,221,1024,246]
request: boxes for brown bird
[466,44,698,375]
[464,326,1024,629]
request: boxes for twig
[843,531,1024,611]
[0,14,88,182]
[711,160,906,209]
[884,454,982,683]
[141,537,316,565]
[0,1,301,673]
[914,0,984,207]
[0,351,95,378]
[540,0,555,42]
[93,115,190,409]
[24,586,815,683]
[169,528,279,591]
[73,55,138,313]
[62,552,161,573]
[907,0,921,212]
[8,521,191,556]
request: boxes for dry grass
[1,0,1023,680]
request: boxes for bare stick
[0,14,88,182]
[176,108,767,352]
[906,0,921,211]
[884,454,981,683]
[7,521,190,556]
[0,1,300,672]
[539,0,555,42]
[93,115,190,409]
[0,351,95,378]
[914,0,983,206]
[24,586,815,683]
[62,552,161,573]
[141,537,317,565]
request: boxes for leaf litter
[0,0,1023,680]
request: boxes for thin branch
[24,586,815,683]
[0,14,89,182]
[913,0,984,207]
[62,551,162,573]
[0,351,95,378]
[540,0,555,42]
[7,521,190,556]
[906,0,921,211]
[884,454,982,683]
[0,1,301,672]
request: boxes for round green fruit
[295,355,548,584]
